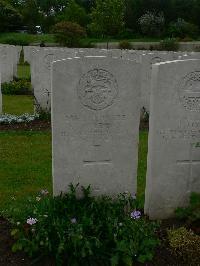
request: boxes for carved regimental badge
[78,69,118,110]
[179,71,200,111]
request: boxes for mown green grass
[3,95,34,115]
[17,64,31,79]
[0,33,55,45]
[0,131,52,215]
[0,130,148,216]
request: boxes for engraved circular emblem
[178,71,200,112]
[78,69,118,110]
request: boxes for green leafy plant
[11,184,159,265]
[2,79,32,95]
[159,38,179,51]
[53,21,86,47]
[168,227,200,265]
[118,40,132,49]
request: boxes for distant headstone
[52,56,141,196]
[33,48,75,111]
[140,52,175,112]
[145,59,200,219]
[0,45,14,82]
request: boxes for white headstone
[52,56,141,196]
[0,45,14,82]
[145,59,200,219]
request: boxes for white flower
[36,197,41,201]
[27,217,38,225]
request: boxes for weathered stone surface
[145,59,200,219]
[0,45,14,82]
[52,56,141,196]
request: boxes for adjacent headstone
[140,52,175,112]
[52,56,141,196]
[0,45,14,82]
[33,48,76,111]
[145,59,200,219]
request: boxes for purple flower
[71,218,77,224]
[130,210,141,219]
[27,218,38,225]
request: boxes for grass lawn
[3,95,34,115]
[17,64,31,79]
[0,131,52,216]
[0,33,55,45]
[0,130,147,216]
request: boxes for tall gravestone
[52,56,141,196]
[145,59,200,219]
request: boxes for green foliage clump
[118,40,132,49]
[57,0,89,27]
[2,79,32,95]
[168,227,200,265]
[11,185,159,265]
[169,18,199,39]
[138,11,165,37]
[89,0,125,37]
[53,21,86,47]
[175,193,200,225]
[159,38,179,51]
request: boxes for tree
[57,0,89,26]
[89,0,125,37]
[138,11,165,37]
[21,0,41,33]
[53,21,86,46]
[0,0,22,32]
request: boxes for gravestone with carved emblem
[145,59,200,219]
[52,56,141,196]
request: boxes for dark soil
[0,216,195,266]
[0,120,51,131]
